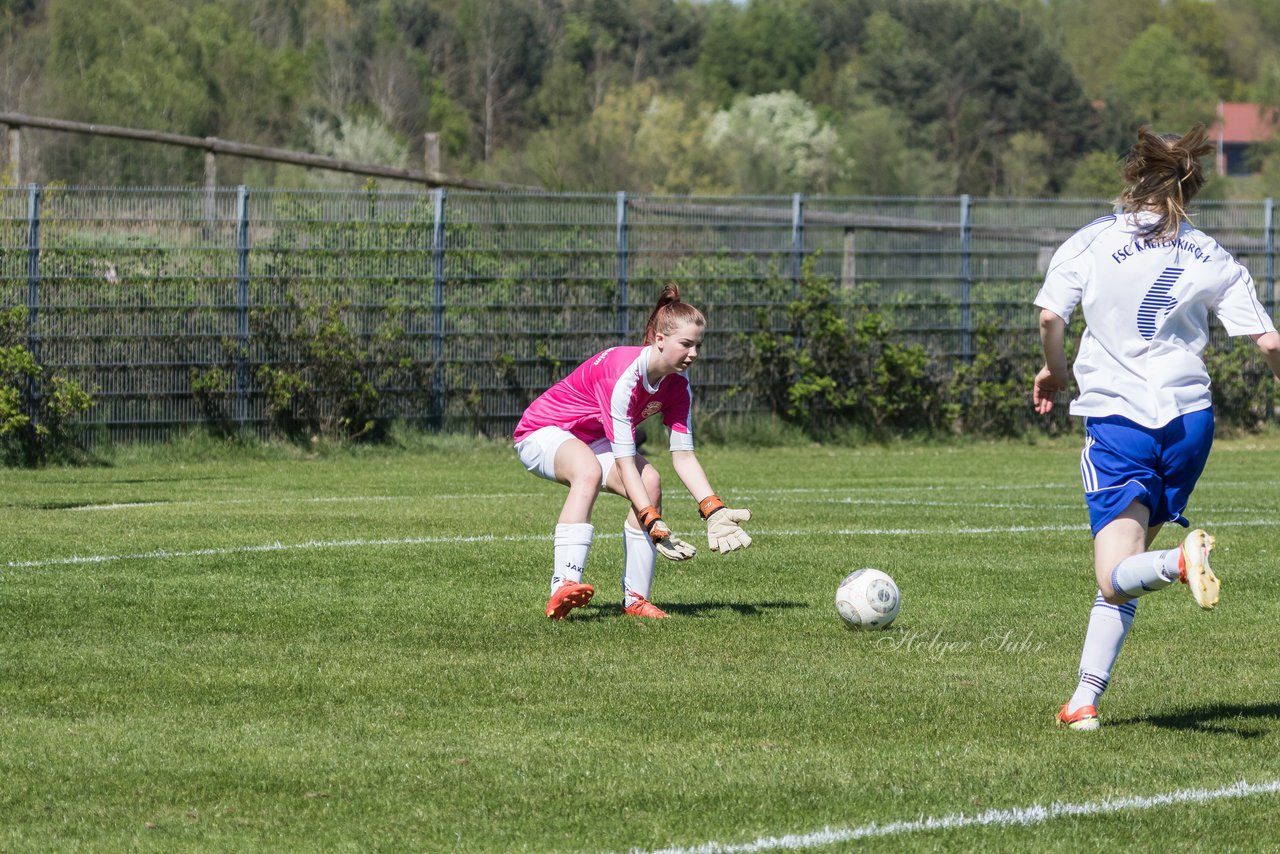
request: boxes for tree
[834,95,952,196]
[704,91,845,193]
[999,132,1052,198]
[1061,150,1121,200]
[859,0,1092,194]
[1050,0,1161,99]
[487,80,722,193]
[1253,58,1280,197]
[697,0,820,102]
[1105,25,1218,133]
[456,0,545,160]
[187,3,309,150]
[1162,0,1234,98]
[0,0,42,114]
[46,0,212,131]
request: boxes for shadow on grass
[660,600,808,618]
[564,600,808,621]
[1111,701,1280,738]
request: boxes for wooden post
[424,132,441,176]
[5,125,18,183]
[203,149,217,227]
[841,228,856,289]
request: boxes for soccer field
[3,435,1279,851]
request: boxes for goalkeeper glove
[637,505,696,561]
[699,495,753,553]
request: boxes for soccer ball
[835,568,900,630]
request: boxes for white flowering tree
[703,91,846,194]
[304,114,410,188]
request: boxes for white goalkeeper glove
[638,505,696,561]
[699,495,753,553]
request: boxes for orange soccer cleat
[1178,529,1219,610]
[1057,703,1100,732]
[545,580,595,620]
[622,593,668,619]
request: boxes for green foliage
[733,262,950,438]
[859,0,1093,195]
[7,0,1280,196]
[696,0,820,102]
[832,95,954,196]
[1105,25,1219,132]
[0,307,95,466]
[1052,0,1162,98]
[252,293,425,443]
[1062,151,1123,200]
[189,366,239,438]
[1206,335,1278,433]
[951,322,1040,438]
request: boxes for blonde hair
[1116,124,1214,242]
[643,283,705,345]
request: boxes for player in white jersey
[514,284,753,621]
[1033,124,1280,731]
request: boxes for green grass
[3,435,1280,852]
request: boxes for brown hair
[643,283,705,345]
[1116,124,1215,242]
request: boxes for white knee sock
[622,523,656,607]
[551,523,593,594]
[1068,592,1137,713]
[1110,548,1181,598]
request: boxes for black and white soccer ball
[835,568,900,630]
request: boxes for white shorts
[515,426,617,488]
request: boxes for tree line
[3,0,1280,197]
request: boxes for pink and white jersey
[513,345,694,457]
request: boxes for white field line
[7,518,1280,570]
[60,494,1083,513]
[51,480,1273,514]
[65,496,406,512]
[634,778,1280,854]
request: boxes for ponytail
[1117,124,1214,242]
[643,283,705,344]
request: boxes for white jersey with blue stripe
[1035,210,1276,428]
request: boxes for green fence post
[25,182,41,429]
[791,193,805,292]
[431,188,447,430]
[960,194,973,361]
[1265,197,1275,312]
[617,191,629,342]
[234,185,250,428]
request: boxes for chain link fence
[2,186,1276,442]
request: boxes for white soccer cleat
[1179,529,1219,610]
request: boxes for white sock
[551,523,593,594]
[622,523,656,607]
[1068,592,1137,713]
[1109,548,1180,598]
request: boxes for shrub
[0,307,96,466]
[732,262,953,438]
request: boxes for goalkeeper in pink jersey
[513,284,753,620]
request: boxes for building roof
[1215,102,1276,144]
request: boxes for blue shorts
[1080,410,1214,537]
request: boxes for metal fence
[2,186,1277,441]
